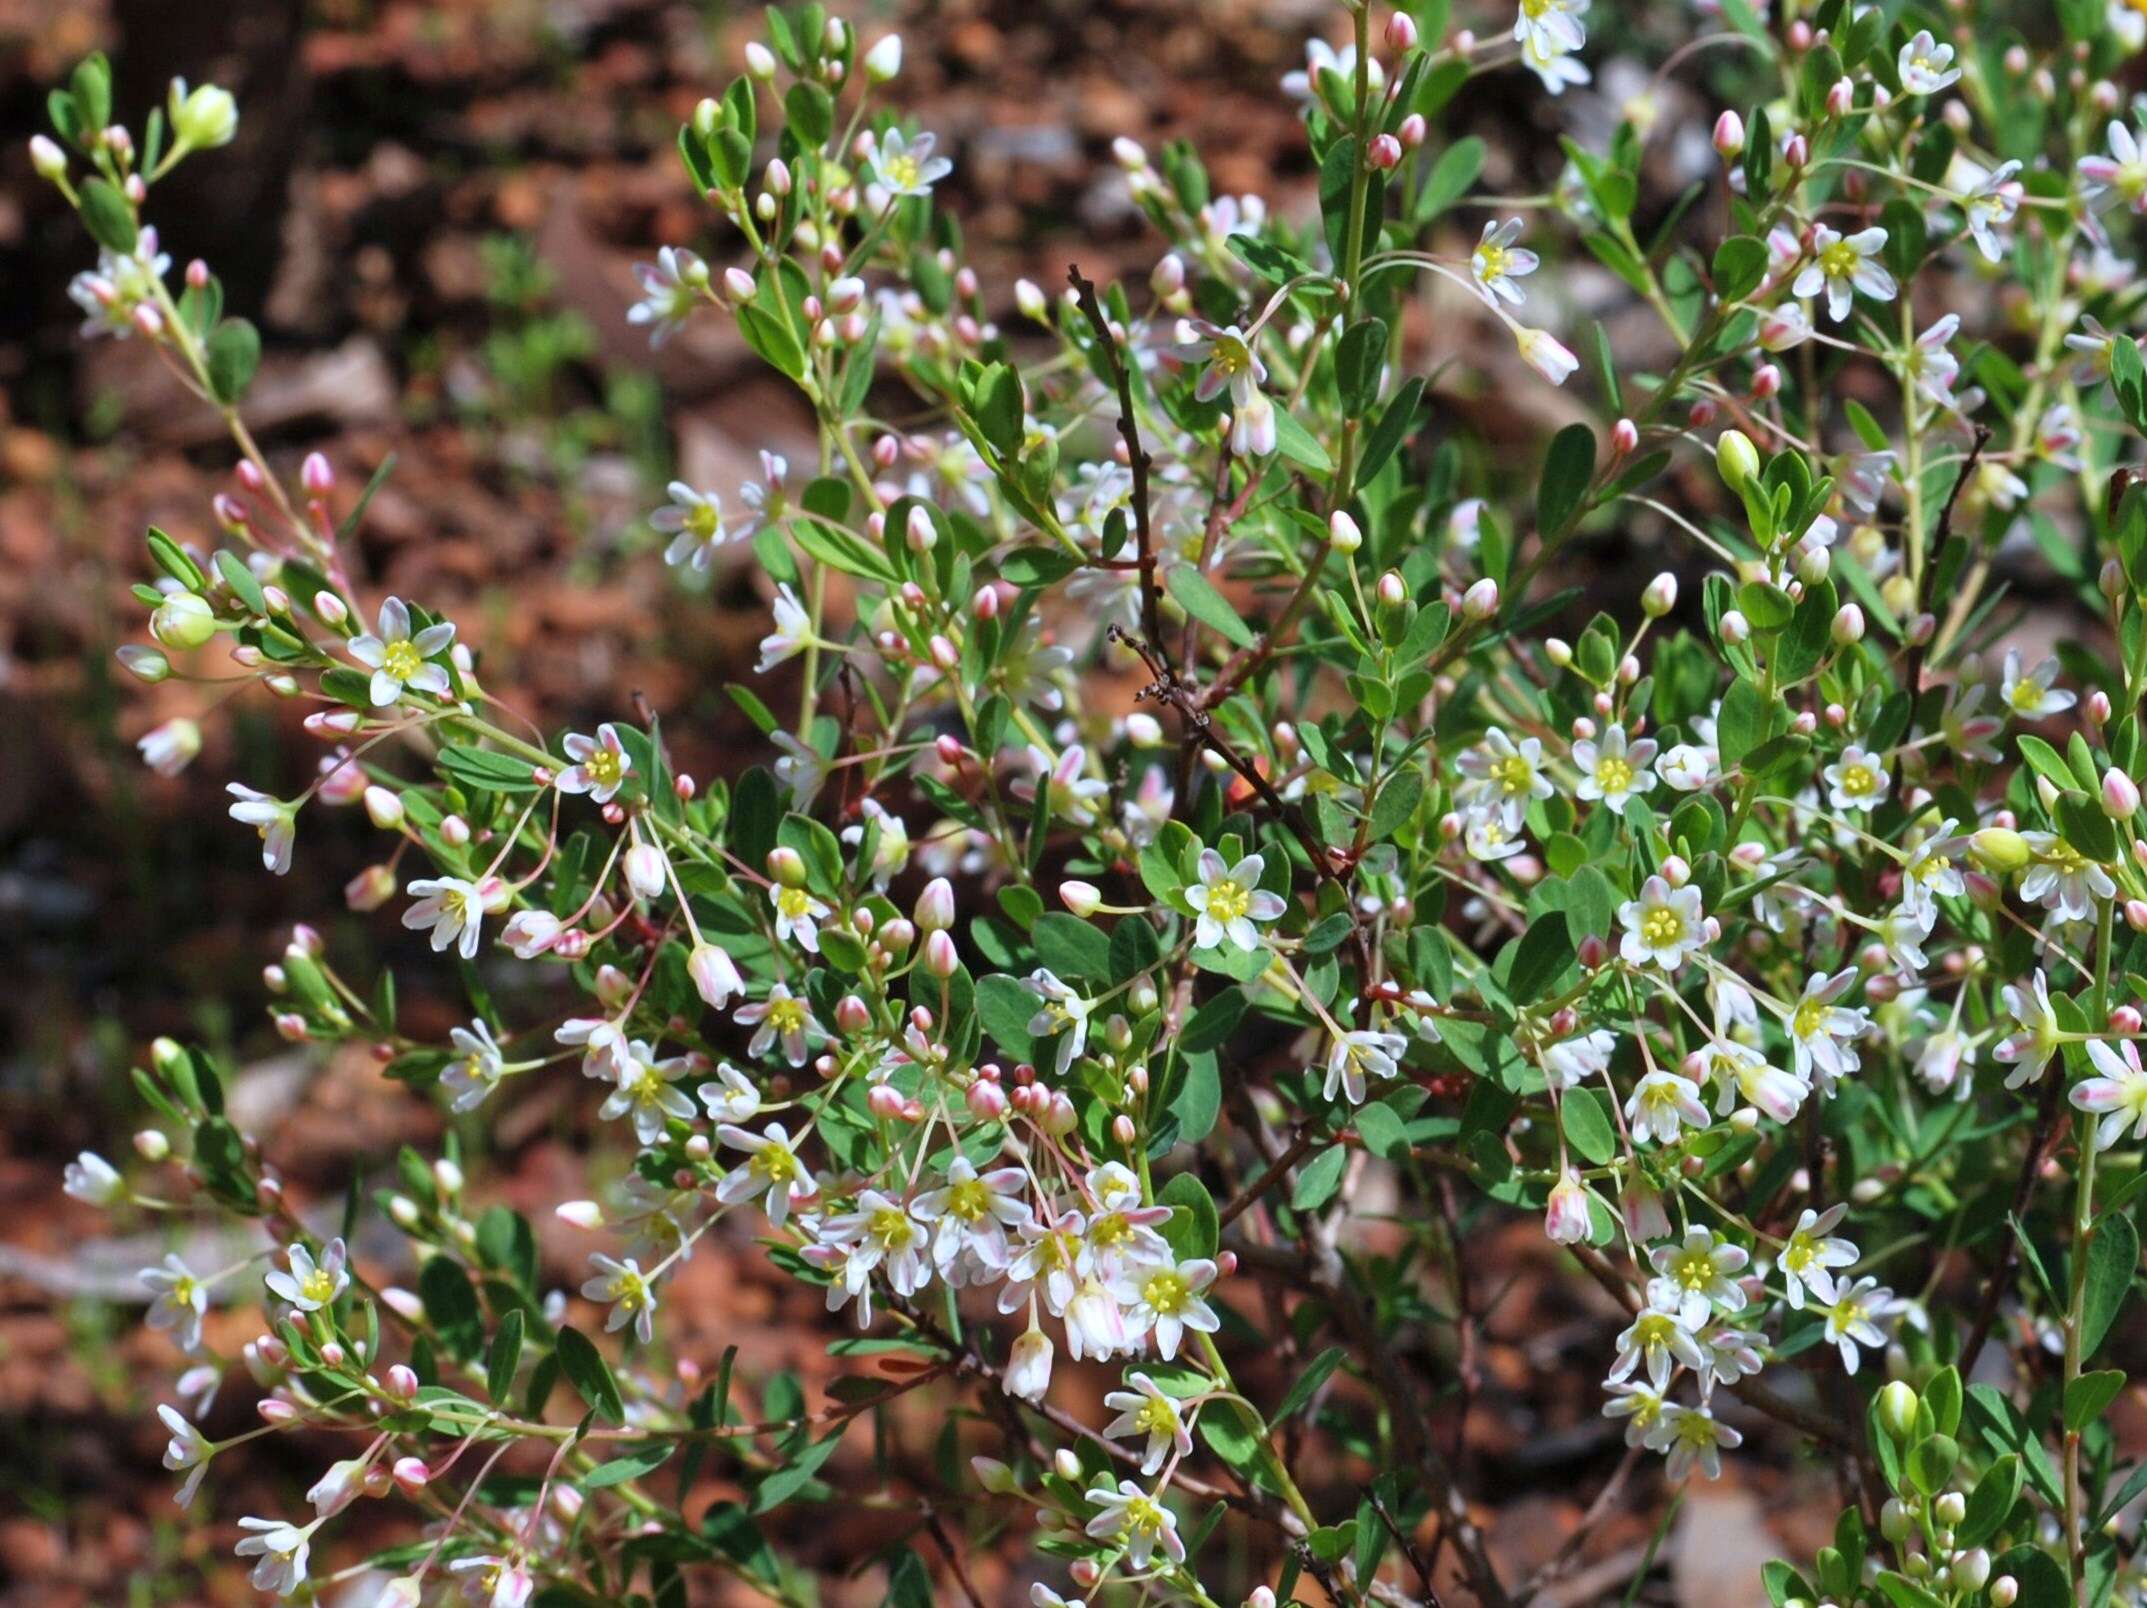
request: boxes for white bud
[1461,577,1500,620]
[1329,510,1362,553]
[745,41,777,78]
[864,34,903,82]
[1830,603,1864,645]
[1642,572,1677,617]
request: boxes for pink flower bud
[2105,768,2140,820]
[2089,689,2113,726]
[1611,417,1639,455]
[392,1456,429,1494]
[2114,1005,2144,1034]
[835,995,872,1034]
[967,1079,1008,1120]
[924,929,960,978]
[1712,109,1745,157]
[1112,1113,1138,1144]
[1461,577,1499,620]
[916,877,956,930]
[1385,10,1418,50]
[1577,934,1608,969]
[1826,76,1854,116]
[1398,112,1427,148]
[1368,133,1402,170]
[1783,133,1809,168]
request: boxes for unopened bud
[1831,603,1864,645]
[1329,510,1362,553]
[1642,572,1677,617]
[1461,577,1500,620]
[1712,109,1745,157]
[2105,768,2140,820]
[1715,429,1760,492]
[1719,609,1750,645]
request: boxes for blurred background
[0,0,2108,1603]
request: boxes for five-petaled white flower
[626,245,705,346]
[715,1121,818,1225]
[158,1404,212,1507]
[442,1019,510,1111]
[142,1252,209,1352]
[556,723,633,802]
[1186,848,1286,952]
[1819,1275,1901,1374]
[1025,968,1096,1075]
[234,1516,315,1598]
[1996,969,2063,1088]
[1103,1372,1196,1475]
[1896,30,1961,96]
[1646,1401,1742,1481]
[1626,1068,1709,1146]
[1618,875,1707,971]
[1471,218,1540,306]
[348,596,456,708]
[2072,1038,2147,1151]
[582,1253,660,1342]
[1793,226,1896,322]
[1777,1203,1859,1309]
[600,1039,697,1144]
[1785,968,1869,1093]
[2081,121,2147,214]
[736,983,823,1066]
[1324,1027,1408,1105]
[1573,725,1657,814]
[756,583,814,675]
[655,482,730,570]
[1647,1227,1750,1328]
[1177,320,1269,410]
[869,129,952,199]
[265,1238,350,1313]
[404,875,488,959]
[1083,1478,1187,1568]
[768,879,831,953]
[227,784,298,875]
[2000,648,2076,719]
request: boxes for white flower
[1542,1028,1616,1092]
[1465,814,1526,861]
[1819,1275,1901,1373]
[442,1020,509,1111]
[2072,1038,2147,1151]
[1700,1326,1765,1388]
[697,1061,761,1123]
[226,783,297,875]
[64,1150,123,1205]
[1896,29,1961,96]
[138,717,203,776]
[2113,0,2147,52]
[869,129,952,198]
[1025,969,1096,1075]
[1904,314,1961,408]
[500,910,563,958]
[813,1190,932,1323]
[1955,158,2023,263]
[756,583,814,674]
[715,1121,817,1224]
[1609,1296,1707,1390]
[158,1404,212,1506]
[600,1040,697,1144]
[627,245,705,346]
[142,1253,210,1353]
[1645,1401,1742,1480]
[1647,1227,1750,1327]
[1230,392,1278,458]
[1176,320,1268,409]
[1103,1372,1195,1474]
[448,1556,535,1608]
[1515,323,1580,383]
[581,1253,659,1343]
[1456,727,1554,827]
[2001,649,2076,719]
[736,983,824,1065]
[1777,1204,1858,1309]
[1899,822,1967,921]
[1626,1068,1708,1145]
[839,798,912,891]
[556,1014,631,1077]
[1519,31,1590,95]
[1572,725,1657,814]
[307,1456,367,1519]
[1785,968,1868,1093]
[1006,1317,1055,1402]
[234,1516,314,1597]
[2082,122,2147,214]
[656,482,731,570]
[1793,226,1896,322]
[404,876,487,959]
[1603,1380,1665,1448]
[2021,833,2116,924]
[1323,1027,1408,1104]
[1083,1479,1187,1568]
[1186,848,1287,951]
[768,879,831,953]
[1119,1256,1220,1360]
[1512,0,1589,57]
[1996,970,2063,1088]
[348,597,455,707]
[911,1157,1033,1279]
[1660,743,1717,793]
[1281,38,1385,100]
[1703,1037,1810,1125]
[556,723,633,802]
[1618,875,1707,971]
[265,1239,349,1313]
[1471,218,1540,306]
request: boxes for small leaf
[1537,423,1597,537]
[205,318,262,405]
[556,1326,625,1425]
[1167,566,1257,648]
[2082,1211,2139,1359]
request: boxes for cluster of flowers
[43,0,2147,1603]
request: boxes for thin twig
[1960,1065,2068,1377]
[1067,264,1164,652]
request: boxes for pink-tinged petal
[377,596,412,641]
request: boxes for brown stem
[1960,1064,2068,1378]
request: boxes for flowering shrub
[40,1,2147,1604]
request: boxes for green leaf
[974,973,1039,1062]
[2082,1211,2139,1359]
[419,1256,484,1363]
[1271,408,1334,474]
[1734,579,1795,631]
[486,1309,525,1404]
[1290,1145,1348,1211]
[973,363,1025,456]
[783,81,834,146]
[1274,1346,1348,1422]
[215,549,267,616]
[1415,137,1484,220]
[1158,1172,1219,1260]
[205,318,262,405]
[1167,565,1257,648]
[1537,424,1597,537]
[2066,1368,2126,1431]
[1336,318,1388,414]
[79,177,137,254]
[1711,235,1768,301]
[1561,1087,1616,1166]
[440,745,542,794]
[751,1427,844,1511]
[1957,1453,2020,1549]
[1504,909,1573,1002]
[556,1326,625,1425]
[585,1440,676,1489]
[1032,912,1111,983]
[1180,986,1247,1054]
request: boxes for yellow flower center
[750,1144,797,1184]
[584,748,622,786]
[1124,1495,1168,1537]
[1142,1269,1189,1313]
[1493,753,1535,794]
[767,998,806,1032]
[946,1178,991,1222]
[2009,679,2045,711]
[382,639,424,681]
[613,1271,649,1311]
[1793,998,1826,1039]
[882,154,922,189]
[301,1267,336,1305]
[1135,1396,1179,1438]
[1594,755,1634,793]
[1673,1251,1714,1291]
[1476,242,1510,281]
[1837,763,1877,797]
[686,503,720,540]
[869,1206,912,1248]
[1203,879,1250,922]
[1640,907,1684,947]
[1915,853,1952,884]
[1820,240,1860,278]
